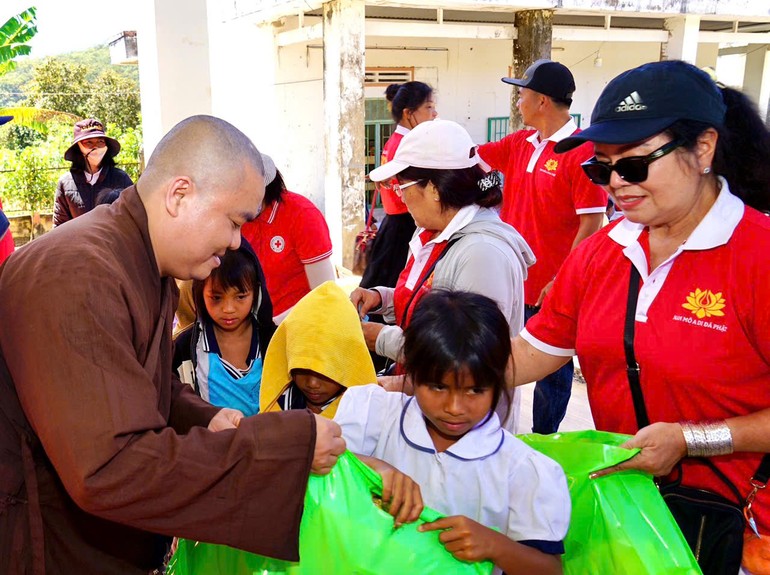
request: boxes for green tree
[27,58,90,116]
[27,58,140,130]
[0,7,36,76]
[86,69,140,131]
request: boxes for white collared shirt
[335,384,570,560]
[524,119,578,173]
[608,177,743,322]
[405,204,480,289]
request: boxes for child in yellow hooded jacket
[260,281,378,418]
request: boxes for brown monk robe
[0,116,344,575]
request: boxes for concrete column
[137,0,213,157]
[664,15,700,64]
[511,10,553,131]
[743,45,770,124]
[323,0,366,269]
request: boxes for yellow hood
[260,281,377,418]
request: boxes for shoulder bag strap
[365,186,379,231]
[399,236,462,326]
[624,263,650,429]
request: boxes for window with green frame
[364,98,395,208]
[486,113,582,142]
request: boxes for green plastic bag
[520,430,702,575]
[168,451,492,575]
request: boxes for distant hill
[0,45,139,107]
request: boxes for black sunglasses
[581,139,684,185]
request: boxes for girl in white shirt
[335,290,570,575]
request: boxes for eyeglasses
[393,179,425,198]
[581,139,684,186]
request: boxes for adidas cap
[502,59,576,103]
[368,120,479,182]
[555,60,726,153]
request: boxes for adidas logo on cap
[615,91,647,112]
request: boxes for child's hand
[419,515,496,563]
[358,455,423,527]
[208,407,244,431]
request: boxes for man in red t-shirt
[478,60,607,434]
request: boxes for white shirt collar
[410,204,480,255]
[399,397,505,460]
[394,125,410,136]
[525,118,578,147]
[608,177,744,251]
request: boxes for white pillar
[664,16,701,64]
[743,45,770,124]
[323,0,366,269]
[137,0,213,157]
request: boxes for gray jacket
[374,206,535,361]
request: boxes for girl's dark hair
[398,163,503,210]
[69,151,116,172]
[666,86,770,213]
[192,248,259,324]
[263,169,287,206]
[402,290,511,414]
[385,81,433,123]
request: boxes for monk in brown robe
[0,115,345,574]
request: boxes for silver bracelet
[679,420,734,457]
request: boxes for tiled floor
[516,364,595,434]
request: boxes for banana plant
[0,7,37,76]
[0,106,79,134]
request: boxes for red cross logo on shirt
[270,236,285,253]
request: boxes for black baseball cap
[555,60,726,153]
[502,59,576,103]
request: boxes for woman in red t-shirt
[360,81,437,290]
[242,154,335,324]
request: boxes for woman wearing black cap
[507,60,770,575]
[54,118,133,226]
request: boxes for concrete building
[136,0,770,268]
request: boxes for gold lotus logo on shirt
[544,159,558,172]
[682,288,726,319]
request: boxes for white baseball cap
[368,119,479,182]
[260,152,277,186]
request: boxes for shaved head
[139,115,264,195]
[139,115,267,280]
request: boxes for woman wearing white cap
[509,60,770,575]
[241,154,336,324]
[54,118,133,226]
[351,119,535,431]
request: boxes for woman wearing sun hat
[54,118,133,226]
[507,60,770,575]
[351,119,535,431]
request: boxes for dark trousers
[525,305,574,434]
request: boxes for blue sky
[5,1,139,58]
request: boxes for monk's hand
[208,407,244,431]
[311,415,346,475]
[590,422,687,479]
[359,455,423,527]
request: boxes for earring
[703,167,712,175]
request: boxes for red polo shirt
[522,184,770,534]
[242,190,333,316]
[378,126,410,216]
[478,120,607,305]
